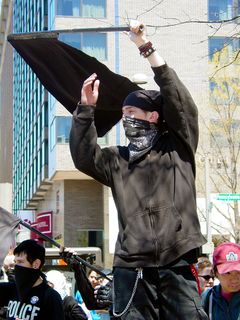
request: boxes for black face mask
[122,116,155,138]
[6,269,15,282]
[14,265,41,302]
[122,116,159,163]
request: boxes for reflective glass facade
[56,0,106,17]
[50,116,108,148]
[12,0,48,212]
[208,0,240,20]
[59,32,107,60]
[209,37,240,59]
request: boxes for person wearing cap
[202,242,240,319]
[70,20,207,319]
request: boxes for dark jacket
[70,64,206,268]
[202,285,240,320]
[63,295,88,320]
[0,281,64,320]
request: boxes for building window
[50,119,56,150]
[209,37,240,61]
[56,116,71,144]
[97,135,108,146]
[57,0,106,18]
[51,115,108,148]
[59,32,107,60]
[77,229,103,252]
[209,78,240,105]
[209,0,240,21]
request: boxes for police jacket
[70,64,206,268]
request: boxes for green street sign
[216,193,240,201]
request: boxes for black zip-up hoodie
[70,64,206,268]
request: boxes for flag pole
[19,220,112,281]
[7,26,130,40]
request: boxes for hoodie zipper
[147,153,159,264]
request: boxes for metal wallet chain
[113,267,143,318]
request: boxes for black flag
[7,35,142,136]
[0,207,20,266]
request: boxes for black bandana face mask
[14,265,41,302]
[122,116,159,163]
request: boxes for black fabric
[96,282,113,307]
[72,262,100,310]
[5,269,15,283]
[123,89,163,112]
[0,281,64,320]
[14,265,41,302]
[113,267,208,320]
[7,36,142,137]
[63,295,88,320]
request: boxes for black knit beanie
[123,90,163,112]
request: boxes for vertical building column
[103,185,113,268]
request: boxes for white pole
[205,155,212,244]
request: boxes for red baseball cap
[213,242,240,274]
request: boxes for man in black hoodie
[70,20,207,320]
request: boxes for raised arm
[70,73,113,186]
[127,20,165,68]
[127,20,198,152]
[81,73,100,106]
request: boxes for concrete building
[0,1,239,266]
[0,0,13,213]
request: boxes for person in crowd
[0,239,64,320]
[74,267,107,320]
[87,270,103,289]
[60,249,112,319]
[202,242,240,319]
[46,269,87,320]
[69,19,207,319]
[2,254,15,283]
[197,256,214,293]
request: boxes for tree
[135,0,240,69]
[197,45,240,243]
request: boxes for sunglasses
[199,275,214,281]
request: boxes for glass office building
[12,1,49,213]
[12,0,111,214]
[11,0,115,257]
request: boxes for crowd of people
[1,19,240,320]
[1,239,240,320]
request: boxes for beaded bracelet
[138,41,156,58]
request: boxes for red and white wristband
[138,41,156,58]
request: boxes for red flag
[0,207,21,266]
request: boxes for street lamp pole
[205,154,211,243]
[203,154,214,259]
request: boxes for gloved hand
[94,281,113,308]
[59,248,80,270]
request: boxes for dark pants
[112,266,208,320]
